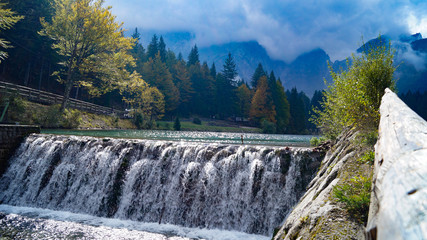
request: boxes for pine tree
[274,79,290,133]
[250,76,276,124]
[131,27,140,42]
[267,71,277,96]
[165,49,177,70]
[158,36,166,62]
[173,59,193,115]
[201,62,216,116]
[236,83,252,118]
[268,71,276,86]
[147,34,158,60]
[189,61,214,116]
[130,28,146,71]
[222,52,237,84]
[210,62,217,78]
[216,53,238,118]
[266,71,290,132]
[174,117,181,131]
[142,53,179,113]
[251,63,266,89]
[287,88,307,134]
[187,44,199,66]
[308,90,324,130]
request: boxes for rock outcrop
[273,130,372,240]
[274,88,427,240]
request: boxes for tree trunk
[2,62,6,75]
[75,86,79,99]
[47,62,51,90]
[24,61,32,86]
[61,79,73,112]
[60,63,74,113]
[38,58,44,90]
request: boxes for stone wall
[0,124,40,176]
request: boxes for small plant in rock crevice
[310,136,328,147]
[333,175,371,223]
[357,150,375,165]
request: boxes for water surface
[41,129,314,147]
[0,205,268,240]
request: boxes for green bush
[132,111,155,129]
[192,117,202,125]
[174,117,181,131]
[310,137,320,146]
[333,175,372,223]
[61,108,82,129]
[357,150,375,165]
[7,94,27,122]
[133,111,144,129]
[113,115,119,128]
[361,131,378,146]
[261,119,276,134]
[310,136,328,146]
[312,36,396,139]
[37,104,62,128]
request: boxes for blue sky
[105,0,427,62]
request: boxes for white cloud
[105,0,427,62]
[406,12,427,37]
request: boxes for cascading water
[0,134,322,236]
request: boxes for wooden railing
[0,81,125,117]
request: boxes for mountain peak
[400,33,423,43]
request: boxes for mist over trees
[0,0,324,134]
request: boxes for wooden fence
[0,81,125,117]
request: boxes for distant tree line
[128,30,324,133]
[0,0,323,134]
[400,91,427,121]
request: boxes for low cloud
[394,41,427,71]
[106,0,427,62]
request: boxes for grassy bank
[2,97,135,130]
[3,97,262,133]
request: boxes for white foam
[0,205,268,240]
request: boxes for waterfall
[0,134,322,236]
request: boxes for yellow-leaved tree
[250,75,276,124]
[39,0,140,112]
[119,78,165,129]
[0,2,23,62]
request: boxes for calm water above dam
[41,129,314,147]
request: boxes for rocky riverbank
[273,130,374,239]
